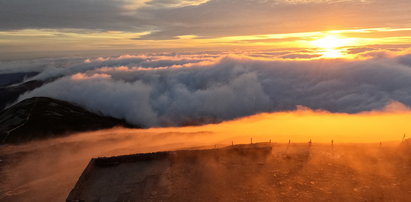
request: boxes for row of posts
[223,133,408,148]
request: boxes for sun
[310,34,355,58]
[311,35,351,49]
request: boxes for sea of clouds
[2,51,411,127]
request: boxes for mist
[1,105,411,201]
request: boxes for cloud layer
[1,0,411,39]
[11,52,411,127]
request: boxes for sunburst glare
[310,34,356,58]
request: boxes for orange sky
[1,27,411,60]
[1,0,411,58]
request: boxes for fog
[1,105,411,201]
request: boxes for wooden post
[286,139,291,152]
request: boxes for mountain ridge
[0,97,136,144]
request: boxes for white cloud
[13,52,411,127]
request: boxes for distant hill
[0,97,134,144]
[0,79,45,110]
[0,72,39,87]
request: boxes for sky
[1,0,411,58]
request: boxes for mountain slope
[0,72,39,87]
[0,97,134,144]
[0,80,45,110]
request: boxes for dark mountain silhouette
[0,72,39,87]
[0,97,135,144]
[0,79,45,110]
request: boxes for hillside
[0,97,133,144]
[0,80,45,110]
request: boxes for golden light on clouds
[140,103,411,144]
[1,27,411,59]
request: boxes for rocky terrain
[0,97,133,144]
[67,142,411,202]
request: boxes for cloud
[13,53,411,127]
[398,54,411,67]
[1,0,411,40]
[133,0,411,40]
[0,0,141,31]
[70,73,111,80]
[143,0,210,8]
